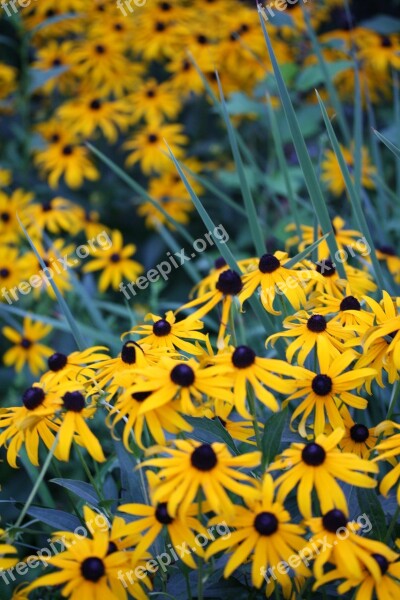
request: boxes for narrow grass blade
[181,164,248,218]
[216,73,266,256]
[258,13,346,279]
[265,94,301,238]
[301,5,351,145]
[285,233,329,269]
[316,92,385,290]
[156,223,200,284]
[86,142,195,246]
[164,142,277,335]
[366,90,388,222]
[17,215,86,350]
[373,129,400,159]
[353,67,363,202]
[393,70,400,198]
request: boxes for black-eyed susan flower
[0,188,33,243]
[268,428,378,518]
[2,318,53,375]
[128,310,206,355]
[57,95,131,143]
[108,384,192,449]
[203,399,261,446]
[363,291,400,372]
[0,529,18,571]
[124,123,188,175]
[339,416,378,458]
[306,504,398,581]
[306,287,374,332]
[34,134,99,189]
[321,144,376,197]
[119,472,207,568]
[286,216,364,262]
[359,33,400,73]
[177,268,244,348]
[267,311,355,367]
[238,251,317,316]
[142,439,260,518]
[83,230,143,292]
[0,246,32,301]
[24,196,83,235]
[376,245,400,284]
[0,382,60,467]
[313,552,400,599]
[51,384,106,462]
[127,355,233,416]
[205,474,309,595]
[373,420,400,503]
[95,340,158,393]
[127,79,181,125]
[25,504,151,600]
[303,259,377,298]
[208,344,298,419]
[41,346,109,386]
[281,351,375,437]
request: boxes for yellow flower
[238,251,318,315]
[128,310,206,355]
[0,381,61,467]
[24,197,83,235]
[124,123,188,175]
[34,135,99,189]
[281,350,376,437]
[0,529,18,571]
[2,317,53,375]
[269,428,378,518]
[306,503,398,581]
[142,439,260,518]
[267,311,355,366]
[57,95,131,143]
[83,229,143,292]
[127,78,181,125]
[373,420,400,504]
[25,505,151,600]
[206,474,309,595]
[0,188,33,243]
[321,144,376,196]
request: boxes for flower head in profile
[373,420,400,503]
[321,144,376,197]
[2,317,53,376]
[267,311,355,367]
[142,439,260,518]
[268,428,378,518]
[238,251,317,315]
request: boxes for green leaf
[16,215,86,350]
[28,66,68,95]
[356,488,387,542]
[26,507,81,531]
[185,417,238,454]
[258,12,347,279]
[50,479,99,505]
[261,409,287,469]
[296,61,353,92]
[360,15,400,34]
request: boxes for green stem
[12,434,59,532]
[247,386,262,451]
[386,380,400,421]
